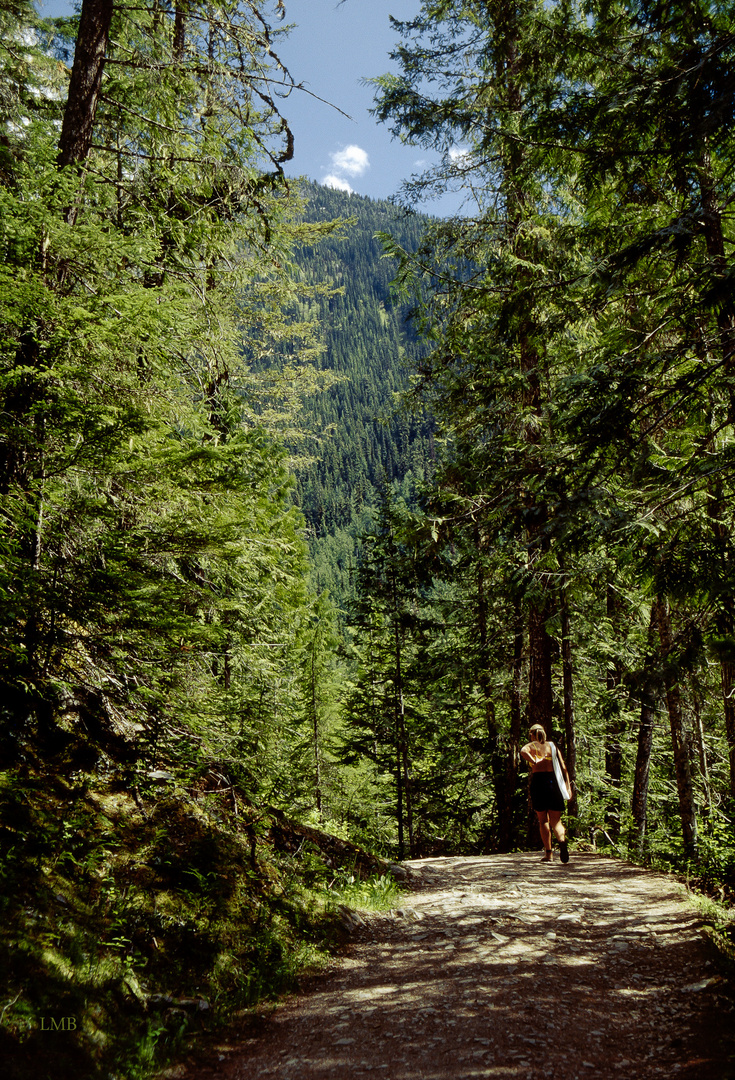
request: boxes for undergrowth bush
[691,812,735,898]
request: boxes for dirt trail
[187,853,735,1080]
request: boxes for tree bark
[310,645,322,817]
[501,9,554,745]
[559,571,577,818]
[509,599,524,751]
[173,3,187,60]
[630,602,663,853]
[475,544,515,849]
[604,583,625,837]
[528,594,553,730]
[476,552,499,746]
[57,0,115,170]
[720,659,735,800]
[691,687,711,816]
[699,161,735,795]
[395,736,404,861]
[500,598,524,852]
[657,598,698,859]
[391,561,413,859]
[706,480,735,798]
[697,151,735,407]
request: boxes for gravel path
[183,852,735,1080]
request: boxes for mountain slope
[280,181,436,598]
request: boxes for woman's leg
[548,810,569,862]
[536,811,552,859]
[548,810,566,844]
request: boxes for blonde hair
[529,724,546,743]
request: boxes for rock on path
[184,853,735,1080]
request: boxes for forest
[1,0,735,1077]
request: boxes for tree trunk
[528,595,553,730]
[395,736,404,861]
[630,602,663,853]
[720,659,735,800]
[57,0,115,170]
[559,571,577,818]
[476,553,499,746]
[509,600,524,752]
[310,646,322,817]
[173,2,187,60]
[399,714,413,857]
[605,583,625,837]
[392,599,413,858]
[656,598,698,859]
[699,162,735,797]
[691,688,711,816]
[475,543,514,849]
[706,479,735,798]
[698,151,735,407]
[500,599,524,852]
[502,12,554,745]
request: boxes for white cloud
[330,144,370,177]
[323,174,353,193]
[449,145,470,162]
[322,144,369,192]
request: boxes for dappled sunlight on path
[182,853,735,1080]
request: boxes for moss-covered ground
[0,755,400,1080]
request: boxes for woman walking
[520,724,572,862]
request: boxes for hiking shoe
[559,839,569,864]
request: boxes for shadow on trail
[213,854,735,1080]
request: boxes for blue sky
[35,0,454,211]
[274,0,439,206]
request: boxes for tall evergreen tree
[0,0,328,805]
[373,0,583,845]
[372,0,735,859]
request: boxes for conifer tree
[373,0,581,845]
[0,0,326,801]
[346,492,418,858]
[373,0,735,860]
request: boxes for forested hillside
[266,181,436,601]
[289,184,433,529]
[3,0,735,1077]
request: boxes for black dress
[530,770,565,812]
